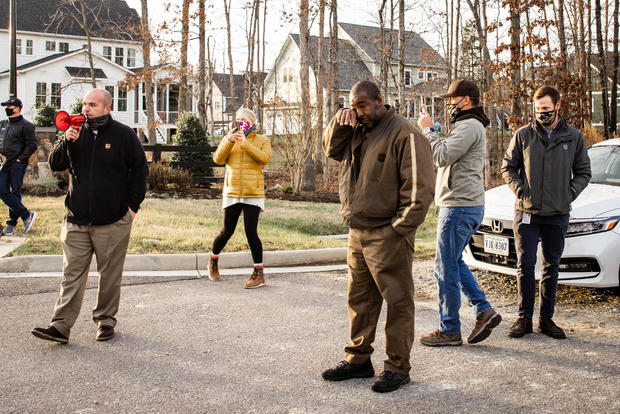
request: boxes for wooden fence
[142,144,223,185]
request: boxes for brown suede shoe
[244,267,265,289]
[208,255,220,281]
[419,329,463,347]
[468,308,502,344]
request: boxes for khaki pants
[50,211,133,337]
[344,225,415,375]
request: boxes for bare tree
[198,0,207,128]
[178,0,192,113]
[611,0,619,134]
[224,0,234,106]
[397,0,405,112]
[508,1,523,124]
[140,0,156,144]
[299,0,315,192]
[595,0,611,139]
[327,0,339,119]
[315,0,327,173]
[556,0,568,72]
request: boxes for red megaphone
[55,111,88,131]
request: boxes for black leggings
[212,203,263,263]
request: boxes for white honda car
[463,138,620,288]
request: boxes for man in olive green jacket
[320,80,435,393]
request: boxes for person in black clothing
[502,86,591,340]
[31,88,148,344]
[0,97,38,236]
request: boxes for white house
[263,22,447,134]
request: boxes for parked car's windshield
[589,145,620,186]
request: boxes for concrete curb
[0,247,347,274]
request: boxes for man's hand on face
[337,109,358,128]
[65,126,81,142]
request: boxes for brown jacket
[322,107,435,245]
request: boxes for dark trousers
[0,162,29,226]
[212,203,263,263]
[513,211,569,319]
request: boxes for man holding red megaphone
[31,88,149,344]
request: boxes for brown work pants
[50,211,133,337]
[344,225,415,375]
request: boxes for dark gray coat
[501,117,591,216]
[0,115,37,166]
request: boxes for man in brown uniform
[321,80,435,393]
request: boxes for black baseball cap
[1,97,23,108]
[439,80,479,99]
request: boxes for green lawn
[5,196,438,256]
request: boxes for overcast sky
[124,0,454,73]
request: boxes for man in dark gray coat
[502,86,591,339]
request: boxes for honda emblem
[491,219,504,233]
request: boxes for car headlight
[566,216,619,237]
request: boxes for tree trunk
[509,1,522,124]
[610,0,619,134]
[179,0,192,114]
[557,0,568,72]
[299,0,315,192]
[314,0,326,174]
[398,0,405,114]
[140,0,156,144]
[207,38,215,143]
[78,0,97,88]
[378,0,389,95]
[454,0,461,79]
[224,0,234,116]
[595,0,611,139]
[327,0,339,119]
[198,0,207,128]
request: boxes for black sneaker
[508,317,533,338]
[31,326,68,344]
[371,370,410,393]
[538,318,566,339]
[321,359,374,381]
[468,308,502,344]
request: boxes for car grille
[469,225,518,268]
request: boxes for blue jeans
[434,206,491,334]
[0,161,30,226]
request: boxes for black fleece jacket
[0,115,38,166]
[49,116,148,225]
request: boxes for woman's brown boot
[208,255,220,281]
[244,267,265,289]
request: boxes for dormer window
[46,41,56,52]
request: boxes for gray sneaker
[23,212,37,233]
[3,223,16,236]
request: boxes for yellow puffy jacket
[213,130,272,198]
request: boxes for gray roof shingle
[338,22,445,67]
[0,0,140,41]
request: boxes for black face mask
[535,110,556,126]
[86,114,110,129]
[5,108,14,117]
[447,97,465,122]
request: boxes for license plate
[484,235,509,256]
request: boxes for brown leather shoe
[95,325,115,341]
[419,329,463,346]
[208,255,220,281]
[468,308,502,344]
[508,317,533,338]
[244,267,265,289]
[31,325,68,344]
[538,318,566,339]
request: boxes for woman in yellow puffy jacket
[208,108,272,288]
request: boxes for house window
[58,42,69,53]
[141,82,146,110]
[46,41,56,52]
[103,46,112,60]
[427,72,438,81]
[115,48,124,65]
[418,70,425,80]
[127,48,136,67]
[36,82,47,108]
[404,69,412,87]
[25,40,33,55]
[118,88,128,111]
[16,39,21,54]
[105,86,115,111]
[282,66,294,83]
[51,83,62,108]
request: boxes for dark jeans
[212,203,262,263]
[0,161,30,226]
[513,211,569,319]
